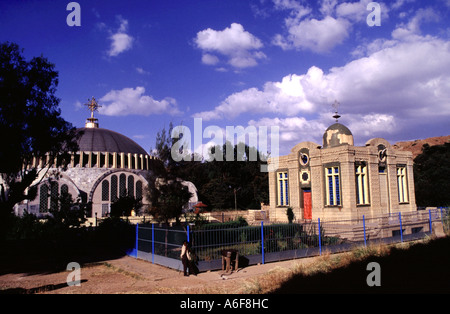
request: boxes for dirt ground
[0,255,317,294]
[3,236,449,295]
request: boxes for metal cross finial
[85,96,102,118]
[332,100,340,112]
[332,100,341,122]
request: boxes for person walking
[180,240,190,276]
[187,242,199,276]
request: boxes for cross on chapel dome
[322,100,354,148]
[84,96,101,128]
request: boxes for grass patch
[242,236,450,294]
[101,262,145,281]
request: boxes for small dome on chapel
[322,122,354,148]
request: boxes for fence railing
[129,208,449,271]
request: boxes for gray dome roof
[322,123,354,148]
[75,127,148,155]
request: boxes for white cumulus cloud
[272,0,391,53]
[108,16,134,57]
[192,70,323,121]
[194,23,266,68]
[193,28,450,150]
[275,16,351,53]
[99,86,181,116]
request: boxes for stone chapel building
[268,111,416,221]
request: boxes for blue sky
[1,0,449,157]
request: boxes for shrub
[95,217,135,251]
[286,207,295,223]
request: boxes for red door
[303,190,312,220]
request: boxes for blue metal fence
[129,208,449,271]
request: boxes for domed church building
[14,97,198,219]
[268,104,416,221]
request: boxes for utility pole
[234,187,241,211]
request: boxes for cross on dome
[84,97,102,128]
[332,100,341,122]
[85,97,102,118]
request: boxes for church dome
[75,127,147,155]
[55,97,153,170]
[322,122,354,148]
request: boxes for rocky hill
[393,135,450,159]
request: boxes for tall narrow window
[119,173,126,197]
[50,181,59,212]
[136,181,143,200]
[325,166,341,206]
[277,171,289,206]
[397,166,408,203]
[110,175,118,202]
[39,184,49,213]
[102,204,109,217]
[127,176,134,197]
[102,180,109,201]
[61,184,69,196]
[356,164,369,205]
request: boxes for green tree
[286,207,295,223]
[150,122,178,171]
[148,179,193,225]
[48,184,88,227]
[147,124,193,224]
[147,124,270,220]
[0,42,79,239]
[110,193,142,217]
[195,141,269,210]
[414,142,450,207]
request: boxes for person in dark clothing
[180,240,189,276]
[187,242,199,276]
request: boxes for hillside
[393,135,450,159]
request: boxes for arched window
[50,181,59,212]
[102,180,109,201]
[136,181,143,200]
[119,173,126,197]
[39,184,49,213]
[111,175,118,202]
[61,184,69,196]
[127,176,134,198]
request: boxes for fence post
[363,215,367,247]
[152,223,155,264]
[429,209,433,234]
[261,221,265,264]
[135,223,139,258]
[318,218,322,256]
[187,224,190,243]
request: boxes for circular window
[300,170,310,184]
[299,153,309,166]
[302,172,309,181]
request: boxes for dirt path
[0,255,318,294]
